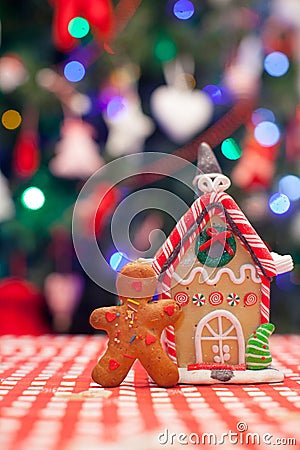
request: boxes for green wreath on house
[195,225,236,267]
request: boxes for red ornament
[231,123,279,191]
[95,185,120,236]
[75,182,120,237]
[261,17,296,58]
[49,0,114,52]
[13,130,40,178]
[0,278,51,335]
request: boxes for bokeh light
[264,51,289,77]
[64,61,86,82]
[290,265,300,285]
[109,252,129,271]
[98,87,118,112]
[106,96,128,121]
[154,39,177,62]
[269,192,290,215]
[278,174,300,201]
[175,73,196,89]
[221,138,242,160]
[203,85,222,104]
[1,109,22,130]
[254,121,280,147]
[251,107,275,126]
[69,93,92,115]
[202,84,231,105]
[21,187,45,210]
[276,273,294,292]
[68,17,90,38]
[173,0,195,20]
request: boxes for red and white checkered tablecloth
[1,335,300,450]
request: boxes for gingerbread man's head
[116,260,157,303]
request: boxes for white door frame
[195,309,245,365]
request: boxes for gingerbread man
[90,260,182,388]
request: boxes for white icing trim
[195,310,245,365]
[194,174,231,193]
[178,367,284,384]
[136,257,155,264]
[172,263,261,286]
[270,252,294,275]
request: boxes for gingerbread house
[152,158,293,384]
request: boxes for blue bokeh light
[64,61,85,82]
[202,84,231,105]
[252,108,275,126]
[98,87,116,111]
[106,96,128,121]
[202,85,222,104]
[278,174,300,201]
[173,0,195,20]
[276,273,294,292]
[269,193,290,215]
[264,51,290,77]
[254,121,280,147]
[109,252,129,272]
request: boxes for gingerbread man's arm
[89,306,120,331]
[146,300,182,326]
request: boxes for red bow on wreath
[50,0,114,52]
[199,227,234,256]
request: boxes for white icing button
[212,345,219,353]
[223,345,230,353]
[213,356,221,363]
[223,353,230,362]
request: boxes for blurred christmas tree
[0,0,299,333]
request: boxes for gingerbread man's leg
[138,343,179,388]
[92,350,136,388]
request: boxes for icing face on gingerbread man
[89,261,182,388]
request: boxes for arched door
[195,310,245,365]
